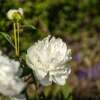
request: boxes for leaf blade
[0,32,14,48]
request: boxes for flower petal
[35,70,47,80]
[52,76,66,85]
[40,75,52,86]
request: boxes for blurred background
[0,0,100,100]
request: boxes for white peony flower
[0,52,25,96]
[7,8,23,21]
[26,35,71,86]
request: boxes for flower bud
[7,8,23,22]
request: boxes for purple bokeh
[76,63,100,80]
[73,53,81,62]
[89,63,100,78]
[76,68,88,80]
[19,0,25,3]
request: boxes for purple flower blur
[76,68,88,80]
[73,53,81,62]
[19,0,25,3]
[89,63,100,79]
[76,63,100,80]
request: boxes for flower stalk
[13,22,18,56]
[7,8,23,57]
[17,22,20,57]
[13,22,20,57]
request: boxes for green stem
[17,22,20,57]
[13,22,18,57]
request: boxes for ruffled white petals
[0,53,25,96]
[50,67,71,85]
[35,70,47,81]
[40,75,52,86]
[26,35,71,86]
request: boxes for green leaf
[23,25,36,31]
[23,24,48,41]
[60,83,72,99]
[0,32,14,47]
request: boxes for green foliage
[0,0,100,34]
[0,0,100,99]
[0,32,14,47]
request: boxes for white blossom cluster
[26,35,71,86]
[0,52,25,97]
